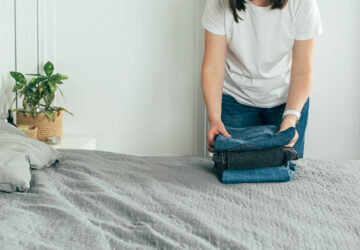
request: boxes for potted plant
[10,61,72,141]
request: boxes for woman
[201,0,322,157]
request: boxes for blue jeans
[221,93,310,158]
[212,124,298,184]
[221,161,296,184]
[214,125,296,152]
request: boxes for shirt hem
[295,29,323,41]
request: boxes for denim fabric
[213,146,299,171]
[212,126,298,183]
[214,125,296,153]
[218,161,297,184]
[212,93,309,184]
[221,93,310,158]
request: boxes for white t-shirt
[201,0,323,108]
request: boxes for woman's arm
[280,38,316,147]
[201,30,231,152]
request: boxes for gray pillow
[0,120,60,192]
[0,152,31,192]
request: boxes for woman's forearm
[285,72,313,113]
[201,31,227,124]
[201,69,224,123]
[285,38,315,121]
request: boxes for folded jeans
[212,146,299,171]
[213,125,298,184]
[214,125,296,153]
[214,161,297,184]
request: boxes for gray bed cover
[0,149,359,250]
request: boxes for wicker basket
[16,111,62,142]
[17,125,38,140]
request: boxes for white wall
[305,0,360,160]
[194,0,207,156]
[55,0,205,156]
[0,0,15,119]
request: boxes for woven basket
[17,125,38,140]
[16,111,62,142]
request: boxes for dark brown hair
[229,0,288,22]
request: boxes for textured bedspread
[1,149,359,249]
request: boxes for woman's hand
[207,119,231,152]
[278,115,299,148]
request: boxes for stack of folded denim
[212,125,300,184]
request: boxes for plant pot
[16,111,62,142]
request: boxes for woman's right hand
[207,119,231,153]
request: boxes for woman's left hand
[278,115,299,148]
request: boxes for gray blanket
[0,149,359,249]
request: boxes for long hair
[229,0,288,22]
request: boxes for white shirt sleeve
[201,0,226,35]
[294,0,323,40]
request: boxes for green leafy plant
[10,61,73,121]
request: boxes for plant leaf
[43,61,54,77]
[13,82,26,92]
[56,86,65,99]
[51,73,68,82]
[39,81,46,95]
[22,97,28,111]
[45,112,56,122]
[25,73,41,77]
[48,81,57,94]
[52,106,73,116]
[43,89,55,107]
[22,88,37,110]
[33,89,42,107]
[10,72,26,84]
[27,76,47,88]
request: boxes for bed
[1,149,359,249]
